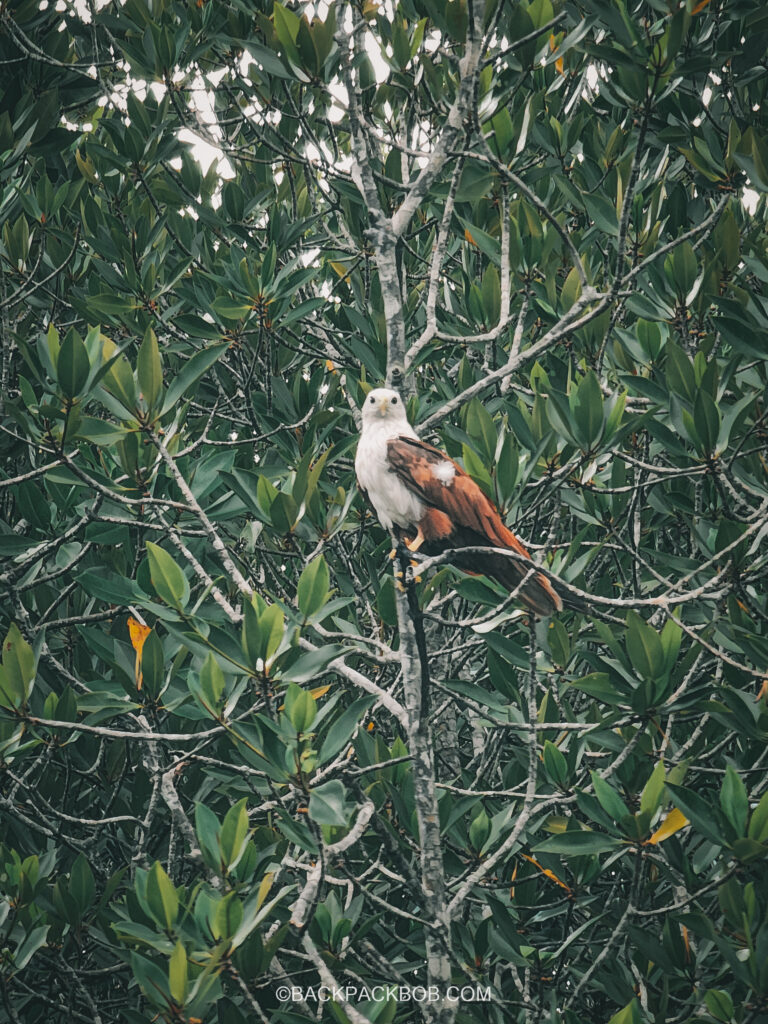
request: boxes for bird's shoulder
[386,434,463,470]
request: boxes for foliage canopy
[1,0,768,1021]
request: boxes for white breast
[355,420,424,531]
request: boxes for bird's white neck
[361,417,419,446]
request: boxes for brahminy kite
[355,388,562,617]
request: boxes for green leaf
[660,619,682,675]
[607,999,641,1024]
[260,604,284,664]
[732,126,768,191]
[161,342,228,414]
[568,672,626,705]
[308,780,350,826]
[671,242,698,297]
[640,761,666,818]
[72,416,128,445]
[242,598,263,669]
[547,619,570,668]
[570,370,603,449]
[667,784,724,846]
[590,771,630,823]
[665,342,696,402]
[469,808,491,851]
[284,682,317,733]
[748,791,768,842]
[140,628,164,697]
[720,765,748,836]
[58,329,90,399]
[212,297,252,321]
[270,491,299,533]
[199,653,225,708]
[13,924,49,971]
[464,398,497,463]
[297,555,330,619]
[704,990,734,1023]
[219,798,250,872]
[693,389,721,454]
[533,830,622,855]
[131,952,170,1007]
[318,697,374,765]
[146,543,189,611]
[168,941,187,1005]
[481,264,501,325]
[560,264,582,312]
[137,327,163,412]
[146,861,178,931]
[101,339,136,411]
[0,623,35,709]
[543,741,569,788]
[495,432,518,505]
[213,892,244,940]
[195,803,221,870]
[69,855,95,914]
[625,611,664,680]
[283,646,347,687]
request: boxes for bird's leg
[401,527,423,582]
[392,531,423,589]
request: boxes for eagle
[355,388,562,617]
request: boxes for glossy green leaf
[720,765,748,836]
[284,681,316,733]
[146,861,178,931]
[308,780,350,826]
[533,830,622,855]
[219,798,250,872]
[137,327,163,412]
[297,555,330,619]
[146,542,189,611]
[625,611,664,680]
[58,329,90,399]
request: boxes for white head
[360,387,410,431]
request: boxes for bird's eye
[391,396,398,404]
[369,396,375,403]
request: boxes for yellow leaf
[128,616,151,691]
[648,807,689,844]
[464,228,478,247]
[310,684,330,699]
[521,853,571,892]
[330,261,350,279]
[75,149,98,183]
[691,0,712,13]
[127,616,151,654]
[255,871,274,912]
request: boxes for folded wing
[387,436,562,616]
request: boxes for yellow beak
[377,398,389,414]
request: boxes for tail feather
[449,548,562,617]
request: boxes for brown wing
[386,436,531,556]
[387,436,562,615]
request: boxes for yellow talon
[405,527,425,553]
